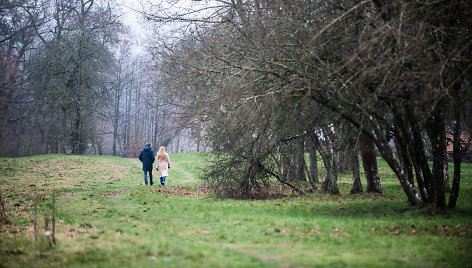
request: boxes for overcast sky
[118,0,211,55]
[119,0,150,55]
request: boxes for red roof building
[446,132,472,163]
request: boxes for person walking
[138,142,155,185]
[156,146,171,186]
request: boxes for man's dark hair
[145,142,151,147]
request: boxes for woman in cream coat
[156,146,171,186]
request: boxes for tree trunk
[320,153,339,195]
[293,139,306,181]
[152,108,159,149]
[410,125,433,202]
[308,141,320,184]
[112,97,118,156]
[112,126,118,156]
[93,137,102,155]
[281,152,289,181]
[71,103,81,154]
[60,108,67,154]
[394,137,415,188]
[360,132,382,193]
[336,150,349,174]
[350,147,363,194]
[372,127,422,205]
[426,111,447,209]
[447,128,461,208]
[197,133,201,152]
[51,138,59,154]
[312,135,339,195]
[281,139,306,182]
[448,88,462,208]
[443,156,450,193]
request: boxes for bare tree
[0,0,47,156]
[144,0,472,207]
[26,0,121,154]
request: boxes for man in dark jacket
[138,142,155,185]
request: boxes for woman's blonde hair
[157,146,167,161]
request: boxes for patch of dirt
[150,185,211,197]
[369,223,472,237]
[127,158,141,167]
[127,158,197,183]
[211,183,287,200]
[104,188,130,197]
[64,192,81,197]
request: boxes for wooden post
[44,215,49,230]
[0,192,11,225]
[34,197,38,246]
[52,193,56,246]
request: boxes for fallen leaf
[442,225,450,232]
[281,227,291,233]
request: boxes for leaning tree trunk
[371,127,422,205]
[360,132,382,193]
[410,124,433,203]
[320,152,339,194]
[312,135,339,195]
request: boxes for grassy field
[0,153,471,267]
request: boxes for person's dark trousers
[144,170,154,185]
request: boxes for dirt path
[212,244,291,268]
[127,158,141,167]
[126,158,196,183]
[172,162,196,183]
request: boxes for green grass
[0,153,471,267]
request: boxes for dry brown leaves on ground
[369,223,472,237]
[150,185,211,197]
[104,188,131,198]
